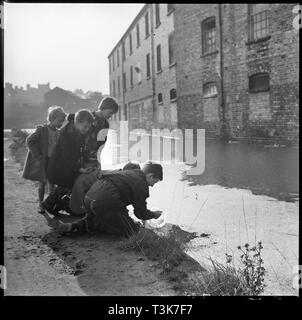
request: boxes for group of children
[22,96,163,237]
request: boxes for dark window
[130,66,133,87]
[124,104,128,120]
[113,79,116,97]
[158,93,163,104]
[146,53,151,78]
[156,44,162,72]
[170,88,177,101]
[202,17,216,54]
[123,72,127,91]
[203,82,218,97]
[155,4,160,27]
[129,32,133,55]
[136,23,140,47]
[109,58,111,73]
[167,4,174,14]
[122,41,125,61]
[145,12,150,38]
[248,4,269,41]
[117,48,120,67]
[118,76,121,95]
[136,62,142,83]
[112,53,115,71]
[118,107,122,121]
[249,73,269,93]
[168,32,175,65]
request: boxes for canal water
[5,128,299,203]
[182,140,299,203]
[109,130,299,203]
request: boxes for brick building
[108,3,177,131]
[108,4,299,144]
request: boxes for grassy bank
[119,226,266,296]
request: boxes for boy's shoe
[38,203,46,214]
[57,221,84,235]
[56,194,73,214]
[57,221,73,234]
[41,200,59,216]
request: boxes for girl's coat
[22,124,49,183]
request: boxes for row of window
[110,72,269,122]
[110,88,176,122]
[157,89,177,104]
[110,4,269,74]
[110,35,175,96]
[201,4,269,55]
[110,71,269,100]
[109,4,175,73]
[202,73,270,98]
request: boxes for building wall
[109,5,153,131]
[123,6,153,131]
[174,3,299,143]
[174,4,222,137]
[108,4,178,132]
[109,4,299,144]
[153,3,177,129]
[222,3,299,144]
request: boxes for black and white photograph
[2,2,300,300]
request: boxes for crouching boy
[69,162,141,216]
[57,162,163,237]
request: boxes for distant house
[4,82,50,128]
[44,87,99,114]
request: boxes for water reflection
[182,140,299,203]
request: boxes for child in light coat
[22,106,66,213]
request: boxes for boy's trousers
[72,179,139,237]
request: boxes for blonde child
[22,106,66,213]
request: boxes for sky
[4,3,145,93]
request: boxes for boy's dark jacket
[22,124,49,182]
[67,112,109,162]
[46,121,88,188]
[90,169,156,220]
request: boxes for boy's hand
[152,210,162,219]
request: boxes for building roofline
[107,3,150,59]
